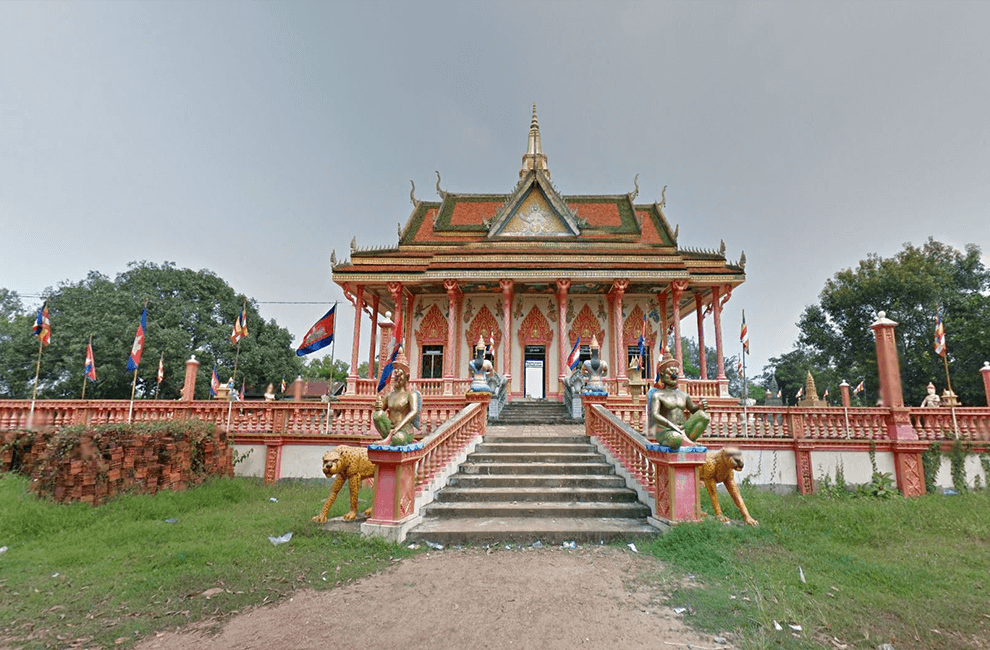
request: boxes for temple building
[331,107,745,402]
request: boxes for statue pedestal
[465,391,492,406]
[647,446,707,524]
[362,442,425,542]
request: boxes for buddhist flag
[84,342,97,383]
[157,353,164,385]
[853,380,865,395]
[740,310,749,354]
[796,386,804,399]
[230,306,248,345]
[567,336,582,371]
[297,306,336,356]
[210,366,220,398]
[776,389,782,399]
[280,376,287,393]
[33,304,51,347]
[239,382,245,401]
[126,307,147,372]
[823,388,830,399]
[934,309,946,357]
[737,359,744,379]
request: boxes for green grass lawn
[642,487,990,650]
[0,473,411,649]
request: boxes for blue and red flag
[84,342,97,382]
[126,307,147,372]
[934,309,946,357]
[377,344,402,392]
[297,305,336,356]
[33,304,51,347]
[567,335,582,371]
[210,366,220,398]
[637,315,648,370]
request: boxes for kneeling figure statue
[648,352,710,449]
[372,347,421,447]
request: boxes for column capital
[555,278,571,295]
[499,278,514,294]
[443,278,460,296]
[386,281,403,301]
[671,279,690,294]
[610,278,629,296]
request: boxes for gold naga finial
[435,170,447,199]
[630,173,639,200]
[521,104,548,178]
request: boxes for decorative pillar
[695,293,707,380]
[443,280,459,394]
[181,355,199,401]
[291,375,304,402]
[367,295,380,380]
[671,280,689,376]
[981,362,990,407]
[712,286,727,379]
[839,380,851,408]
[349,285,364,386]
[611,280,628,383]
[387,282,404,342]
[556,279,570,394]
[406,293,415,356]
[500,279,514,389]
[870,312,905,410]
[648,447,707,523]
[377,313,396,389]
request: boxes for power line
[11,294,330,305]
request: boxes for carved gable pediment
[415,304,448,346]
[466,304,501,349]
[623,304,656,347]
[487,171,581,239]
[517,305,554,345]
[569,304,604,347]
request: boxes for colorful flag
[737,359,744,379]
[280,376,287,393]
[157,354,164,385]
[823,388,830,399]
[637,315,647,370]
[239,383,245,401]
[796,386,804,399]
[934,309,946,357]
[377,344,402,392]
[740,310,749,354]
[776,389,781,399]
[126,307,148,372]
[84,342,97,383]
[853,380,865,395]
[296,306,336,356]
[230,306,248,345]
[210,366,220,398]
[567,336,582,371]
[33,304,51,347]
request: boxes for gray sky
[2,1,988,378]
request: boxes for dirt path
[137,546,725,650]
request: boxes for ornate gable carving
[415,304,448,346]
[487,171,581,239]
[569,303,604,347]
[622,304,657,347]
[466,304,501,349]
[517,305,554,345]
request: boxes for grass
[642,487,990,650]
[0,473,413,649]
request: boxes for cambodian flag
[297,306,336,356]
[567,335,581,370]
[210,366,220,398]
[377,344,401,392]
[84,342,97,382]
[637,315,647,370]
[126,307,147,372]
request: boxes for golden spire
[521,104,549,178]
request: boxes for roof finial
[521,104,549,178]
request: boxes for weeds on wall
[948,437,970,492]
[921,442,942,494]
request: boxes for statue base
[648,447,707,524]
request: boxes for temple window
[627,346,651,375]
[421,345,444,379]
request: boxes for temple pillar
[982,362,990,407]
[500,279,513,391]
[870,312,905,410]
[387,282,404,343]
[443,279,459,394]
[292,375,304,402]
[556,279,570,394]
[349,285,364,390]
[367,295,380,380]
[181,355,199,401]
[611,280,628,384]
[839,380,851,408]
[377,314,396,390]
[452,292,463,378]
[406,293,415,356]
[712,285,727,380]
[656,289,668,353]
[671,280,688,376]
[695,293,707,379]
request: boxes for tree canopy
[768,239,990,406]
[0,262,303,400]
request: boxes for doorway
[524,345,545,399]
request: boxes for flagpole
[226,299,247,435]
[325,302,338,435]
[742,345,748,438]
[128,298,149,424]
[82,334,92,400]
[155,351,163,400]
[27,334,44,430]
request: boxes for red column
[612,280,628,382]
[981,362,990,407]
[695,293,707,379]
[443,280,459,393]
[556,279,570,393]
[671,280,688,375]
[406,293,415,356]
[712,285,727,380]
[181,355,199,401]
[349,285,364,383]
[500,279,513,390]
[870,311,905,409]
[367,295,380,380]
[387,282,403,343]
[377,316,395,387]
[839,380,851,408]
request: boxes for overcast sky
[2,1,988,377]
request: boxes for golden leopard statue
[699,447,758,526]
[312,446,376,523]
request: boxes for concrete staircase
[407,424,657,545]
[494,400,581,425]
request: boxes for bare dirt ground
[136,545,727,650]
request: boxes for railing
[585,403,655,496]
[488,372,508,420]
[909,407,990,441]
[410,401,486,497]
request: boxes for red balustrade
[909,407,990,441]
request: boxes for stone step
[467,452,604,464]
[434,486,639,503]
[448,474,627,489]
[482,435,588,444]
[474,442,595,454]
[422,501,651,519]
[406,516,659,545]
[459,462,614,476]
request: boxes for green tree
[0,263,304,400]
[0,289,40,399]
[790,239,990,406]
[301,357,349,382]
[760,348,845,406]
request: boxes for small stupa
[797,371,825,407]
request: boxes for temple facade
[332,107,745,402]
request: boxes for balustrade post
[363,446,423,542]
[981,362,990,407]
[839,380,851,408]
[648,447,706,524]
[181,355,200,401]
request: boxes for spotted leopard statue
[699,447,758,526]
[312,446,376,523]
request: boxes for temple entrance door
[524,345,545,399]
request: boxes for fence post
[981,362,990,407]
[788,411,815,494]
